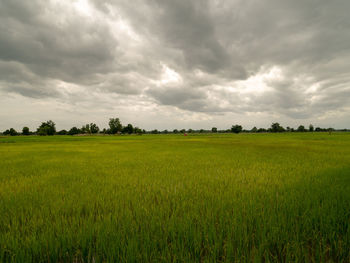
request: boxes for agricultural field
[0,133,350,262]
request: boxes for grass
[0,133,350,262]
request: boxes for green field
[0,133,350,262]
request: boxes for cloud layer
[1,0,349,130]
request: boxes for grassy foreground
[0,133,350,262]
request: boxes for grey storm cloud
[0,0,349,129]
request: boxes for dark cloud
[0,0,349,129]
[0,0,117,84]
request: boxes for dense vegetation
[1,118,346,136]
[0,133,349,262]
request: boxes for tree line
[2,118,145,136]
[151,123,342,134]
[1,120,346,136]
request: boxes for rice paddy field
[0,133,350,262]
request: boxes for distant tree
[22,127,30,135]
[109,118,122,134]
[57,129,68,135]
[173,129,179,134]
[11,128,18,136]
[251,127,258,133]
[309,124,314,132]
[212,127,217,133]
[122,124,134,134]
[270,123,285,132]
[89,123,99,134]
[257,128,266,133]
[151,129,158,134]
[297,125,306,132]
[199,129,204,133]
[4,128,18,136]
[81,124,90,134]
[231,125,243,134]
[134,127,142,134]
[37,120,56,136]
[127,124,134,134]
[188,129,193,133]
[315,127,322,132]
[286,126,291,132]
[68,127,80,135]
[180,129,186,133]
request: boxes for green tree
[57,130,68,135]
[212,127,217,133]
[4,128,18,136]
[68,127,80,135]
[134,127,142,134]
[10,128,18,136]
[231,125,243,133]
[309,124,314,132]
[109,118,122,134]
[297,125,306,132]
[251,127,258,133]
[89,123,99,134]
[37,120,56,136]
[122,124,134,134]
[81,124,90,134]
[22,127,30,135]
[271,123,285,132]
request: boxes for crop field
[0,133,350,262]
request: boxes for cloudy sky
[1,0,349,131]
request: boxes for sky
[1,0,349,131]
